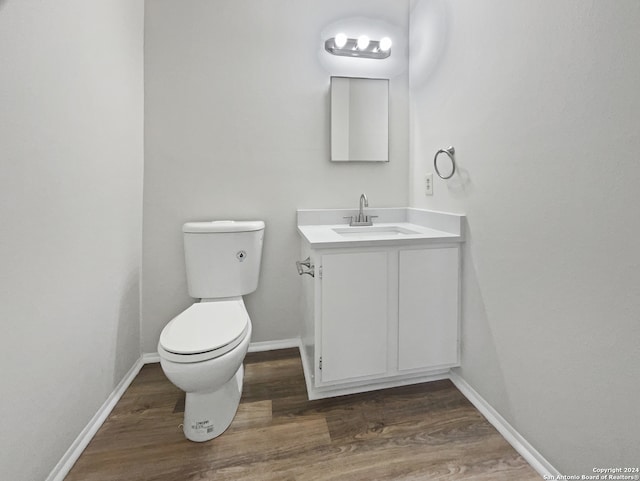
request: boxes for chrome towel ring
[434,146,456,179]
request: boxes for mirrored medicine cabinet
[330,76,389,162]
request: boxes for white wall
[410,0,640,474]
[142,0,410,352]
[0,1,144,480]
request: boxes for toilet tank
[182,220,265,299]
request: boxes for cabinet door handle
[296,257,314,277]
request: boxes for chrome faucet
[358,193,368,221]
[345,193,377,226]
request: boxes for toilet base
[183,364,244,442]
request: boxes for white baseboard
[248,338,301,353]
[448,371,560,479]
[142,352,160,364]
[45,357,145,481]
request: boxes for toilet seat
[159,300,250,364]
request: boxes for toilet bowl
[157,219,265,442]
[158,298,252,442]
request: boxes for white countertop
[297,208,465,249]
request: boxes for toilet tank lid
[183,220,265,233]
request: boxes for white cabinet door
[320,251,388,383]
[398,247,459,371]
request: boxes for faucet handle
[343,215,354,225]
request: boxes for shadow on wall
[446,163,472,196]
[453,219,514,418]
[441,148,473,197]
[410,0,450,89]
[113,272,141,386]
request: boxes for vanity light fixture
[325,33,392,59]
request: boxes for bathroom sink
[297,208,465,247]
[332,225,421,237]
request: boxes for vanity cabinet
[300,243,461,400]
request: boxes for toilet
[158,220,265,442]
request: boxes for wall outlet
[425,173,433,196]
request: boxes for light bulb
[357,35,370,50]
[334,33,347,49]
[379,37,392,52]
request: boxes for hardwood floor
[65,349,540,480]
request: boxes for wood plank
[66,417,331,481]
